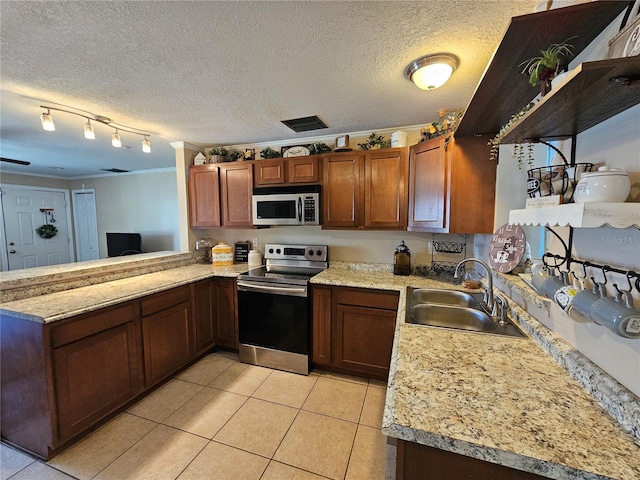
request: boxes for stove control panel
[265,244,328,262]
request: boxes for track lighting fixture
[39,104,151,153]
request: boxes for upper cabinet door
[188,165,221,228]
[408,137,449,232]
[219,162,254,228]
[287,156,321,184]
[322,153,364,228]
[364,149,408,229]
[254,159,286,186]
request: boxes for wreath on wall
[36,224,58,239]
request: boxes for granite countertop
[313,264,640,480]
[0,263,249,323]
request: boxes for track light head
[111,130,122,148]
[84,119,95,139]
[40,109,55,131]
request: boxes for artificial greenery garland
[36,224,58,239]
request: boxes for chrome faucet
[454,258,494,312]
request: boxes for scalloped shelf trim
[509,203,640,228]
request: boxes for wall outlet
[252,237,259,249]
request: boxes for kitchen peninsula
[3,254,638,478]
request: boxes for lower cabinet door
[212,278,237,349]
[142,301,192,387]
[52,321,141,441]
[334,303,396,379]
[193,279,216,355]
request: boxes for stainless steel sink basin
[411,304,497,332]
[412,288,483,309]
[406,287,525,338]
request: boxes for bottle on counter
[394,240,411,276]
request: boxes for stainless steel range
[237,243,328,375]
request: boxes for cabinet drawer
[335,287,399,311]
[141,286,191,317]
[51,302,138,349]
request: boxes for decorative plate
[488,223,526,273]
[283,146,310,158]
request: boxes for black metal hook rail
[542,252,640,293]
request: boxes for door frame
[0,184,75,271]
[71,188,99,262]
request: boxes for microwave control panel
[303,195,317,223]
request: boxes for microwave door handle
[298,196,303,223]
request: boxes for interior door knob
[8,242,15,246]
[9,250,16,254]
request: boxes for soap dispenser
[394,241,411,276]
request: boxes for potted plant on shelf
[260,147,281,159]
[228,150,244,162]
[358,132,390,150]
[308,142,331,155]
[209,147,228,163]
[519,37,575,96]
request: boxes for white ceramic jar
[573,166,630,203]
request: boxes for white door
[1,187,73,270]
[72,189,99,262]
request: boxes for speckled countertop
[0,263,249,323]
[312,264,640,480]
[3,261,639,478]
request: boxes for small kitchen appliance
[252,185,320,226]
[237,243,328,375]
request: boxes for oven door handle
[237,281,307,296]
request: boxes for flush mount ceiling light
[39,103,151,153]
[405,54,459,90]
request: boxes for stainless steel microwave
[252,185,321,226]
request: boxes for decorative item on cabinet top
[358,132,391,150]
[260,147,281,159]
[194,152,207,165]
[281,145,310,157]
[209,147,228,163]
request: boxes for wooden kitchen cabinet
[213,277,238,349]
[322,152,363,228]
[254,156,321,186]
[193,277,237,353]
[287,156,321,183]
[219,162,254,227]
[396,440,546,480]
[408,136,495,233]
[311,285,399,380]
[51,302,142,442]
[141,286,192,387]
[188,164,221,228]
[254,159,285,186]
[312,286,333,366]
[322,148,408,230]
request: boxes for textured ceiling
[0,0,537,178]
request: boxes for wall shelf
[509,202,640,228]
[501,57,640,144]
[455,1,633,139]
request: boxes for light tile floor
[1,350,388,480]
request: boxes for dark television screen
[106,233,142,257]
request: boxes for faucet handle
[493,293,509,326]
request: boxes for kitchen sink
[412,288,484,309]
[406,287,525,338]
[411,304,497,332]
